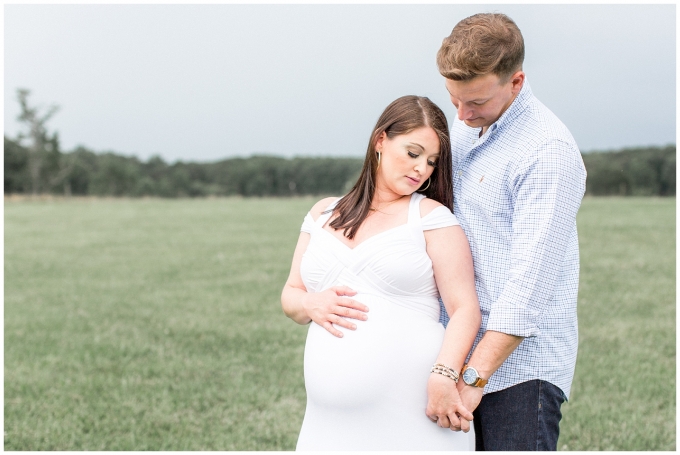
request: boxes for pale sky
[4,4,676,162]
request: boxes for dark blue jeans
[473,380,566,451]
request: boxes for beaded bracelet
[431,363,459,383]
[431,369,459,383]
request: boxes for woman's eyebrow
[406,142,425,152]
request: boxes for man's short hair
[437,13,525,82]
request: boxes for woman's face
[374,126,440,196]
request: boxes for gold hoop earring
[419,177,431,191]
[376,151,381,168]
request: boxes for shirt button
[457,171,463,177]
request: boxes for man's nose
[458,104,473,120]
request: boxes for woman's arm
[424,223,482,432]
[281,198,370,337]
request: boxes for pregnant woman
[281,96,481,450]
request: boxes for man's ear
[510,71,525,94]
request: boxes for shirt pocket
[462,170,511,216]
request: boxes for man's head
[437,13,526,129]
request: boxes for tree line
[5,136,674,197]
[4,89,675,198]
[581,145,675,196]
[4,137,364,197]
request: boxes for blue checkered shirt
[439,80,586,399]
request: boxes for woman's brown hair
[329,95,453,240]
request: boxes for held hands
[455,378,483,423]
[426,373,474,432]
[302,286,369,338]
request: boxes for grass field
[4,196,675,450]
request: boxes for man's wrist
[461,364,488,388]
[465,330,525,380]
[462,359,493,382]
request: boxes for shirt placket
[454,127,492,196]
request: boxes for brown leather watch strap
[473,377,488,387]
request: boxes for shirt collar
[486,78,533,135]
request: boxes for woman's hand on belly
[303,285,369,338]
[426,373,474,433]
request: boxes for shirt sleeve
[300,212,315,234]
[421,205,460,230]
[486,139,587,337]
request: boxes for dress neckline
[319,222,410,252]
[316,193,419,251]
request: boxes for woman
[281,96,481,450]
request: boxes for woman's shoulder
[419,196,459,230]
[418,196,447,218]
[309,196,340,221]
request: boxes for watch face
[463,368,478,385]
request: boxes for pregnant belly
[303,293,444,410]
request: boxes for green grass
[559,197,675,451]
[4,196,675,450]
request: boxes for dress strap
[315,197,342,228]
[407,192,424,222]
[421,206,460,230]
[300,213,315,234]
[301,197,342,233]
[408,192,427,250]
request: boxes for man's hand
[426,373,474,432]
[302,285,368,338]
[451,331,523,413]
[456,380,484,416]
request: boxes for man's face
[444,72,524,129]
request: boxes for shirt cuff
[486,302,541,338]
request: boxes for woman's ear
[374,131,387,151]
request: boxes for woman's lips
[406,176,420,185]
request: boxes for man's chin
[464,119,483,128]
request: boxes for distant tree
[4,137,30,193]
[660,153,676,196]
[15,89,60,195]
[64,146,98,195]
[90,153,142,196]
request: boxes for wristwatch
[461,364,488,388]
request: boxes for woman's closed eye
[408,150,437,167]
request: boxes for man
[436,13,587,451]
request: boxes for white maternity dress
[296,192,475,451]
